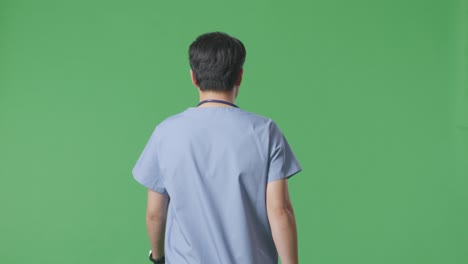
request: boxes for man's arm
[266,179,298,264]
[146,189,169,259]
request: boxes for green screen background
[1,0,467,263]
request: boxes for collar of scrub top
[197,99,239,108]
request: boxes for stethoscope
[196,99,239,108]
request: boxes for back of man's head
[189,32,246,92]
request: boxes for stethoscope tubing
[197,99,239,108]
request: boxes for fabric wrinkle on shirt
[132,106,302,264]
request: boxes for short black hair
[189,32,246,92]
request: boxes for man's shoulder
[239,109,282,130]
[234,108,273,123]
[153,109,190,132]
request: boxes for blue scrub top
[132,106,302,264]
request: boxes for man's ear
[236,68,243,86]
[190,69,199,87]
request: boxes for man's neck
[198,90,236,107]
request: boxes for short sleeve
[132,126,168,195]
[267,120,302,183]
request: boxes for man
[132,32,302,264]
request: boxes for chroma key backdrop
[0,0,467,263]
